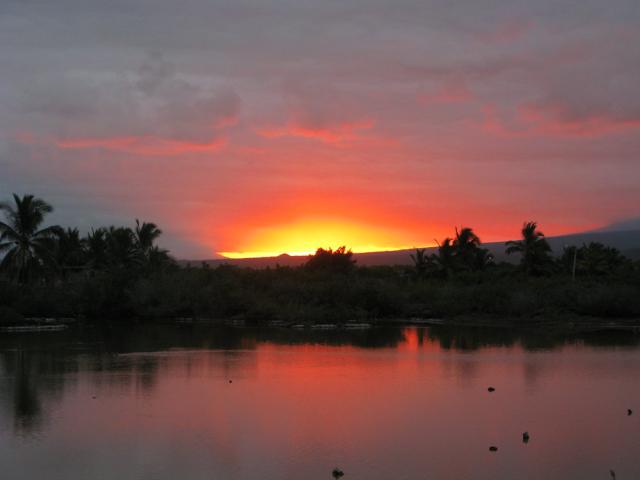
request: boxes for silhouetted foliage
[506,221,552,275]
[2,195,640,324]
[305,246,355,273]
[411,248,434,278]
[85,228,109,270]
[453,227,494,272]
[412,227,493,279]
[560,242,630,277]
[54,228,85,278]
[0,194,62,283]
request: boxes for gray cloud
[1,0,639,255]
[8,51,241,144]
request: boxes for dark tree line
[411,227,496,278]
[0,194,173,284]
[410,221,634,279]
[1,193,639,323]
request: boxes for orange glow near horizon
[218,218,436,258]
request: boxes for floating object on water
[628,409,633,416]
[229,380,233,384]
[610,469,616,479]
[523,432,530,443]
[488,387,495,392]
[332,468,344,478]
[489,446,498,452]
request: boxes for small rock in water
[522,432,530,443]
[332,468,344,478]
[489,446,498,452]
[488,387,495,392]
[628,409,633,416]
[610,469,616,479]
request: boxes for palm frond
[35,225,64,238]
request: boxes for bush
[571,284,640,318]
[2,261,640,323]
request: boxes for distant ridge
[182,229,640,268]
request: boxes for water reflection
[0,325,639,479]
[1,324,639,436]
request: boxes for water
[1,324,639,480]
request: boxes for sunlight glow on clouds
[219,218,426,258]
[55,136,226,156]
[1,0,640,257]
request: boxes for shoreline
[3,314,640,335]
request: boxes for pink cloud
[480,102,640,138]
[258,119,374,143]
[55,136,226,156]
[519,102,640,137]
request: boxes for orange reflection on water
[2,327,640,480]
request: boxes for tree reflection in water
[0,323,638,435]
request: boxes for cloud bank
[1,0,639,256]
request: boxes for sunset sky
[1,0,639,258]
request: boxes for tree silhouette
[85,228,109,270]
[506,221,552,275]
[105,226,142,268]
[453,227,493,271]
[411,248,428,276]
[54,228,86,278]
[560,242,628,277]
[0,194,62,283]
[426,227,493,277]
[305,246,355,273]
[135,220,162,254]
[435,237,456,278]
[454,227,481,250]
[134,220,172,269]
[147,245,173,270]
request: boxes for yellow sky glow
[218,219,428,258]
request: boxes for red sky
[1,1,639,258]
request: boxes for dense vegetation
[1,194,640,326]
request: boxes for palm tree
[506,221,552,275]
[147,245,173,269]
[85,228,109,270]
[454,227,481,250]
[0,194,62,283]
[411,248,428,276]
[134,219,162,255]
[411,248,441,278]
[54,228,86,278]
[435,237,456,278]
[453,227,486,271]
[105,226,141,268]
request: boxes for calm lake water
[1,324,639,480]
